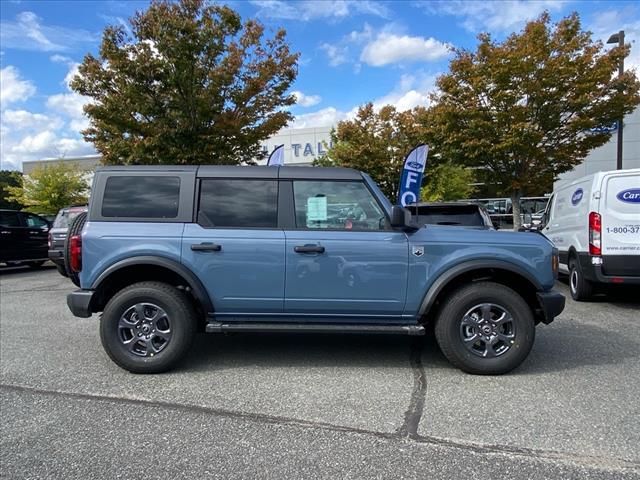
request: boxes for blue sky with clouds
[1,0,639,170]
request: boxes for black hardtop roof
[95,165,363,180]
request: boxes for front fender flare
[417,259,542,318]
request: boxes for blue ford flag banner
[397,144,428,206]
[267,144,285,166]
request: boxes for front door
[284,180,409,321]
[181,178,285,317]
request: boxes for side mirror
[390,205,411,229]
[523,213,532,225]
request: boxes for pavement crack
[397,337,427,439]
[2,383,639,472]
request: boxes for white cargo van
[541,168,640,300]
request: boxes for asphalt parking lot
[1,266,639,479]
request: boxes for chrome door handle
[0,231,10,234]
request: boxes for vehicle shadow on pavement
[519,320,638,375]
[185,332,449,372]
[0,265,57,276]
[184,320,636,376]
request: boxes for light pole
[607,30,625,170]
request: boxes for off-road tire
[63,212,87,287]
[100,281,197,374]
[434,282,535,375]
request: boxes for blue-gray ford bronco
[67,166,565,374]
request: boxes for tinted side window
[102,176,180,218]
[0,211,20,227]
[199,179,277,228]
[293,181,386,230]
[24,214,48,228]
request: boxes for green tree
[420,162,475,202]
[0,170,23,209]
[71,0,298,165]
[318,103,431,201]
[431,12,640,228]
[6,163,89,215]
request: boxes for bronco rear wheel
[100,281,196,373]
[434,281,535,375]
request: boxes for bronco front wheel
[434,282,535,375]
[100,281,196,373]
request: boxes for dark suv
[0,209,51,268]
[49,205,88,276]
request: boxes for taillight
[589,212,601,256]
[69,235,82,272]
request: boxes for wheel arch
[89,256,213,317]
[418,260,544,325]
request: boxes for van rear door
[600,170,640,275]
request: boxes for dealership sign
[398,144,429,207]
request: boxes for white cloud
[360,33,451,66]
[250,0,389,21]
[292,91,322,107]
[0,63,95,171]
[0,66,36,105]
[0,11,97,52]
[588,9,640,72]
[371,73,438,110]
[46,93,89,132]
[1,110,63,132]
[319,23,374,67]
[420,0,566,34]
[320,43,349,67]
[289,107,352,129]
[289,71,439,129]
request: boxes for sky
[1,0,639,171]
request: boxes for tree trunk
[511,190,522,230]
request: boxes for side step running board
[205,322,425,336]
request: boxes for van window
[198,179,278,228]
[102,176,180,218]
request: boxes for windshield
[53,208,85,228]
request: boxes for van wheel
[63,212,87,287]
[434,282,535,375]
[569,257,593,301]
[100,282,197,374]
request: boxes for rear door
[283,179,409,320]
[182,176,285,317]
[21,213,50,259]
[600,171,640,273]
[0,211,23,261]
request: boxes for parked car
[540,168,640,301]
[66,166,564,375]
[406,202,494,228]
[0,209,51,268]
[48,205,88,276]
